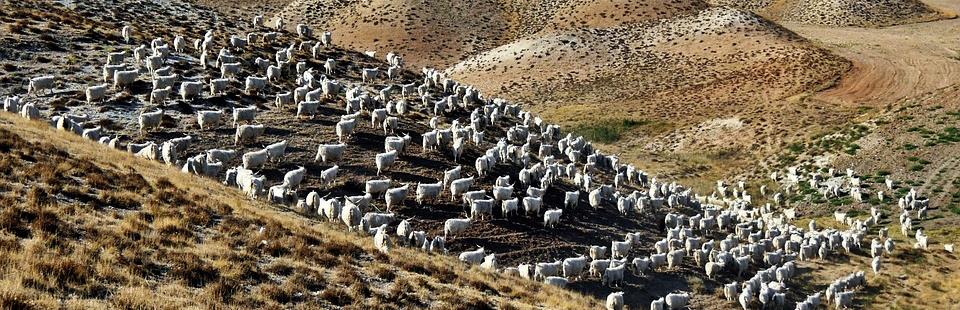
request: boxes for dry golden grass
[0,113,601,309]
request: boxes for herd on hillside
[2,12,955,310]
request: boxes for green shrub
[571,119,648,144]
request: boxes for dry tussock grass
[0,113,600,309]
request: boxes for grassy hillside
[0,113,598,309]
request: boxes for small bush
[571,118,648,144]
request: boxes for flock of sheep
[1,10,953,310]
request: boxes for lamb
[112,70,139,90]
[315,144,346,163]
[562,255,588,279]
[444,218,471,239]
[234,124,265,145]
[449,176,475,201]
[665,293,690,309]
[458,247,485,264]
[233,107,257,127]
[416,182,443,204]
[361,68,379,83]
[150,86,173,106]
[85,84,109,103]
[385,184,410,211]
[241,148,269,170]
[336,118,358,143]
[197,110,223,130]
[244,76,268,96]
[180,81,203,100]
[138,109,163,134]
[605,292,624,310]
[543,209,562,228]
[375,150,399,175]
[522,197,542,216]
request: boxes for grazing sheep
[667,250,684,269]
[241,148,269,170]
[543,209,562,228]
[665,293,690,309]
[267,65,282,82]
[264,140,288,163]
[297,101,320,118]
[81,127,102,141]
[282,166,306,189]
[340,203,361,229]
[138,109,163,134]
[19,103,39,120]
[373,225,391,254]
[523,197,542,216]
[206,149,237,164]
[362,212,396,229]
[458,247,485,264]
[535,261,562,281]
[315,144,346,163]
[153,74,177,90]
[544,276,568,288]
[102,64,126,83]
[416,182,443,204]
[602,262,625,287]
[320,165,339,186]
[365,179,393,197]
[470,199,494,220]
[85,84,109,103]
[479,253,497,270]
[27,76,55,96]
[449,176,475,201]
[444,218,471,239]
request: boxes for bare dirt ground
[709,0,952,27]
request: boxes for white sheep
[281,166,306,189]
[501,198,519,217]
[85,84,109,103]
[375,150,398,175]
[535,261,562,281]
[444,218,471,239]
[543,209,562,228]
[562,255,588,279]
[197,110,223,130]
[180,81,203,100]
[205,149,236,164]
[590,246,608,260]
[385,184,410,211]
[523,197,542,216]
[121,25,132,43]
[241,148,269,170]
[275,92,292,109]
[373,225,391,254]
[365,179,393,198]
[19,103,39,120]
[416,182,442,204]
[543,276,568,288]
[322,31,333,46]
[138,109,163,134]
[471,199,494,220]
[297,101,320,118]
[244,76,268,96]
[361,68,379,83]
[150,86,173,106]
[665,292,690,309]
[264,140,288,163]
[459,247,485,265]
[112,70,138,90]
[235,124,265,145]
[233,107,257,127]
[209,78,229,96]
[336,118,357,143]
[602,262,625,287]
[314,144,346,163]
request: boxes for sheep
[665,293,690,309]
[449,177,475,201]
[564,191,580,209]
[611,241,631,259]
[315,144,346,163]
[197,110,223,130]
[233,107,257,127]
[361,68,379,83]
[144,55,163,74]
[444,218,471,239]
[651,298,666,310]
[443,166,462,190]
[471,199,494,220]
[478,254,497,270]
[180,81,203,100]
[336,118,358,143]
[150,86,173,106]
[590,246,608,260]
[315,165,339,187]
[280,166,306,189]
[244,76,268,96]
[535,261,562,281]
[667,249,684,269]
[429,236,447,254]
[543,276,568,288]
[27,76,55,96]
[297,101,320,118]
[385,184,410,211]
[242,148,269,170]
[543,209,562,228]
[208,78,229,96]
[138,109,163,134]
[373,225,391,254]
[81,127,102,141]
[835,291,854,309]
[121,25,132,43]
[416,182,443,204]
[365,179,393,198]
[19,103,39,120]
[459,247,485,264]
[206,149,237,164]
[946,244,955,253]
[522,196,542,216]
[111,70,138,90]
[362,213,396,230]
[152,74,177,90]
[322,31,333,46]
[234,124,265,145]
[264,140,288,163]
[266,65,282,82]
[606,292,624,310]
[601,262,625,287]
[501,198,519,217]
[375,150,399,175]
[706,262,723,279]
[134,143,158,160]
[562,255,588,279]
[85,84,109,103]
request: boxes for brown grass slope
[0,113,601,309]
[447,7,850,182]
[709,0,952,27]
[276,0,706,67]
